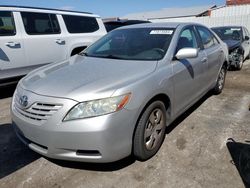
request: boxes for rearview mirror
[245,36,249,41]
[175,48,198,60]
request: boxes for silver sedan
[11,22,228,163]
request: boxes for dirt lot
[0,61,250,188]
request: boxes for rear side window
[197,26,218,49]
[62,15,99,33]
[0,11,16,36]
[21,12,61,35]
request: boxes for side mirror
[175,48,198,60]
[245,36,249,41]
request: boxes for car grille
[14,96,62,122]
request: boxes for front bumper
[11,88,137,163]
[228,49,242,67]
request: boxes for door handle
[55,39,65,45]
[201,58,208,63]
[5,42,20,48]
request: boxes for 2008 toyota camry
[11,23,228,163]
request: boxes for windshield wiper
[99,54,124,60]
[79,51,89,56]
[79,53,123,59]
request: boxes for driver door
[172,26,207,116]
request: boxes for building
[226,0,250,5]
[120,2,250,31]
[121,5,216,21]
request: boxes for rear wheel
[133,101,167,161]
[213,64,227,95]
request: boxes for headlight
[63,94,131,121]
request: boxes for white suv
[0,6,106,86]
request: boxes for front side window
[84,28,175,61]
[62,15,99,33]
[197,26,218,49]
[21,12,61,35]
[0,11,15,36]
[176,27,198,52]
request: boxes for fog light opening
[76,150,101,156]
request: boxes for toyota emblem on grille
[19,95,28,108]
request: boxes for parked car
[0,6,106,86]
[104,19,150,32]
[12,22,228,163]
[211,26,250,70]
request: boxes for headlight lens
[63,94,131,121]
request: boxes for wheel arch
[131,93,171,156]
[145,94,171,118]
[132,93,172,137]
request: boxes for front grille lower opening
[37,103,56,107]
[76,150,101,156]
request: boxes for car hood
[223,39,241,51]
[21,55,157,102]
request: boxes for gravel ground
[0,60,250,188]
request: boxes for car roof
[212,26,243,29]
[105,20,150,24]
[116,22,204,30]
[0,5,99,17]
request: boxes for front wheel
[133,101,167,161]
[235,54,244,70]
[213,64,227,95]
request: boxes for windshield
[83,28,175,61]
[212,27,242,41]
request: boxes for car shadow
[179,59,194,79]
[0,83,17,99]
[0,123,40,179]
[0,48,10,62]
[48,156,136,172]
[166,91,212,134]
[227,138,250,188]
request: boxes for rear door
[195,26,223,87]
[0,11,26,79]
[173,26,207,115]
[20,12,68,67]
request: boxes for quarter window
[21,12,61,35]
[0,11,16,36]
[62,15,99,33]
[197,26,218,49]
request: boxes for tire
[133,101,167,161]
[247,51,250,60]
[213,64,227,95]
[235,54,244,70]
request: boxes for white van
[0,6,106,86]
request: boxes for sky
[1,0,225,18]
